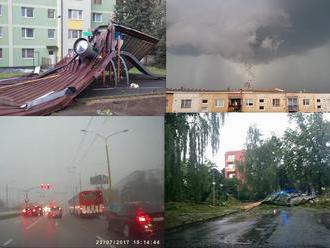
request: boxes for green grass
[0,72,25,79]
[165,201,241,230]
[129,66,166,76]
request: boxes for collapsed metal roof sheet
[0,24,159,116]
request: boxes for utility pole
[6,184,8,208]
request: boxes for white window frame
[22,28,35,39]
[245,99,254,107]
[259,98,265,104]
[92,13,103,22]
[272,98,280,107]
[0,27,3,38]
[303,98,310,106]
[68,9,83,20]
[68,29,82,39]
[0,5,2,16]
[48,29,55,39]
[48,9,55,19]
[215,99,225,108]
[181,99,192,109]
[21,7,34,18]
[22,48,34,59]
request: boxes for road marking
[26,219,40,230]
[2,239,13,246]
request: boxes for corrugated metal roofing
[0,24,159,115]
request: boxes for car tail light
[136,211,152,225]
[22,209,26,213]
[39,208,41,211]
[33,209,36,212]
[80,207,83,211]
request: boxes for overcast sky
[206,113,330,170]
[167,0,330,92]
[0,117,163,206]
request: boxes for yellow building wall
[166,93,173,113]
[200,93,229,112]
[68,20,84,30]
[296,93,317,112]
[241,93,287,112]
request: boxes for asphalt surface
[165,208,330,248]
[0,212,162,248]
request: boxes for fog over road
[166,208,330,248]
[0,212,120,248]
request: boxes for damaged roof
[0,24,159,116]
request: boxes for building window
[259,106,265,110]
[48,29,55,39]
[245,99,254,106]
[272,98,280,107]
[22,28,34,38]
[317,105,321,109]
[21,7,34,18]
[303,99,310,106]
[181,99,192,108]
[68,9,83,20]
[22,48,34,59]
[317,99,321,103]
[0,48,2,59]
[92,13,102,22]
[259,99,265,103]
[228,155,235,161]
[0,5,2,16]
[48,9,55,18]
[68,29,82,39]
[215,99,225,107]
[93,0,102,4]
[202,99,208,104]
[0,27,3,38]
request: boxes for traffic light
[40,183,51,189]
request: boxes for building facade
[0,0,114,68]
[166,89,330,113]
[224,150,245,180]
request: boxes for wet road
[0,211,162,248]
[166,208,330,248]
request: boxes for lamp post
[81,129,129,202]
[5,180,15,208]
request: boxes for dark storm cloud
[168,0,330,64]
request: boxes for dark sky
[0,117,163,207]
[167,0,330,92]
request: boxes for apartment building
[166,88,330,113]
[0,0,114,68]
[224,150,245,180]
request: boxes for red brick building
[224,150,245,180]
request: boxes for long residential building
[0,0,114,68]
[166,88,330,113]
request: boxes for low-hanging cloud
[168,0,330,65]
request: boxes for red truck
[68,190,105,216]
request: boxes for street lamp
[81,129,129,202]
[5,180,15,208]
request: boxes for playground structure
[0,23,163,115]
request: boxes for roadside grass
[0,73,25,79]
[129,66,166,76]
[165,201,241,230]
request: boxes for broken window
[181,99,192,108]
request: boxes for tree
[165,113,223,203]
[114,0,166,68]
